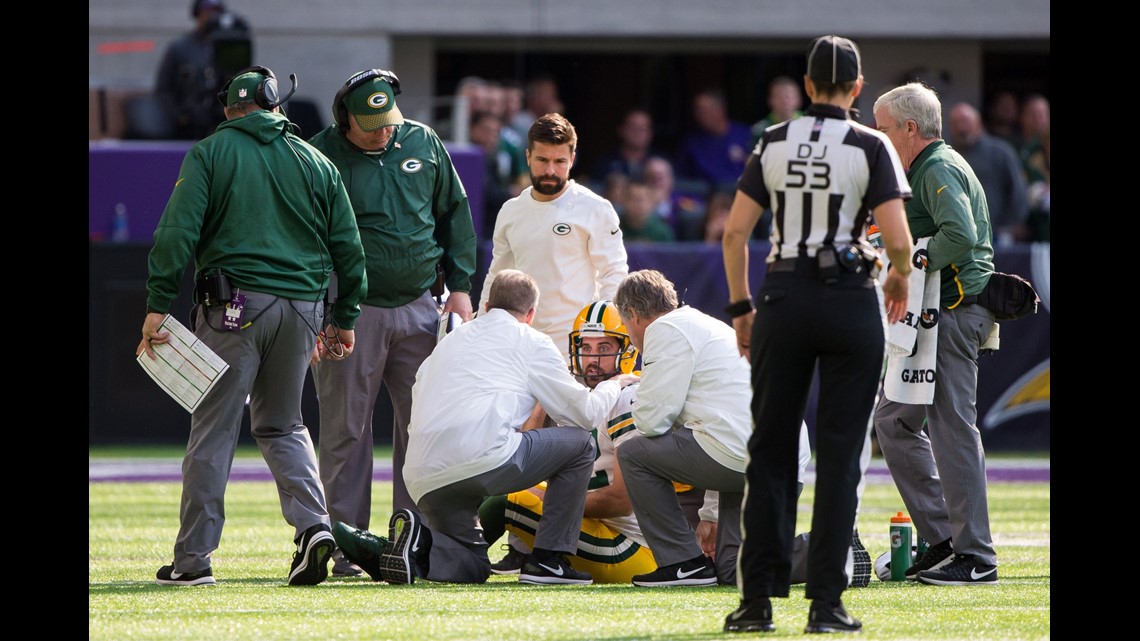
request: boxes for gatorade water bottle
[889,512,913,581]
[867,223,882,250]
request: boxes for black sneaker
[331,521,389,581]
[905,537,953,581]
[490,543,527,575]
[155,564,216,586]
[805,600,862,634]
[849,529,871,588]
[288,523,335,586]
[724,598,775,633]
[331,550,364,577]
[379,509,423,585]
[917,554,998,585]
[631,556,716,587]
[518,552,593,585]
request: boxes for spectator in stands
[1025,125,1049,242]
[749,76,803,150]
[1015,94,1049,243]
[984,90,1020,146]
[675,87,753,190]
[154,0,249,140]
[436,75,489,141]
[602,172,631,215]
[948,102,1029,246]
[645,156,706,241]
[501,80,525,128]
[470,109,528,235]
[1017,94,1050,184]
[510,74,562,141]
[498,79,529,152]
[591,108,661,182]
[701,188,735,245]
[619,179,677,243]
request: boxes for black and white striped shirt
[738,103,910,260]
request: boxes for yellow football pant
[504,489,657,584]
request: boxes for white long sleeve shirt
[476,181,629,355]
[620,306,754,472]
[403,308,622,504]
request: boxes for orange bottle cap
[890,511,911,523]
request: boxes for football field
[89,447,1049,640]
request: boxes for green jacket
[309,120,477,308]
[146,110,367,328]
[905,140,994,307]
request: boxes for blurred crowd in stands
[442,73,1048,246]
[142,29,1049,246]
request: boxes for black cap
[807,35,862,84]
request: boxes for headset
[216,65,298,110]
[332,68,401,131]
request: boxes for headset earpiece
[217,65,280,109]
[332,68,402,131]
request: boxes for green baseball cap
[344,77,404,131]
[226,71,265,107]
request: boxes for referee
[721,35,914,634]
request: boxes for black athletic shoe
[724,598,775,633]
[331,550,364,577]
[490,543,527,575]
[805,600,862,634]
[631,556,716,587]
[288,523,335,586]
[518,552,593,585]
[905,537,954,581]
[917,553,998,586]
[331,521,389,581]
[156,564,216,586]
[849,529,872,588]
[380,509,423,585]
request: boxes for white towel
[883,238,940,405]
[884,238,931,356]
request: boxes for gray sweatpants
[617,428,745,584]
[414,426,596,583]
[173,291,328,573]
[874,303,997,566]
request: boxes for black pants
[737,262,883,605]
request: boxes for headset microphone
[268,73,298,110]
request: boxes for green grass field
[89,447,1049,640]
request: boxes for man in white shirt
[478,299,654,583]
[611,269,810,587]
[332,269,638,585]
[476,112,629,355]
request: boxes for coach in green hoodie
[138,66,367,588]
[308,69,477,577]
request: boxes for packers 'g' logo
[401,159,423,173]
[368,92,389,109]
[553,223,572,235]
